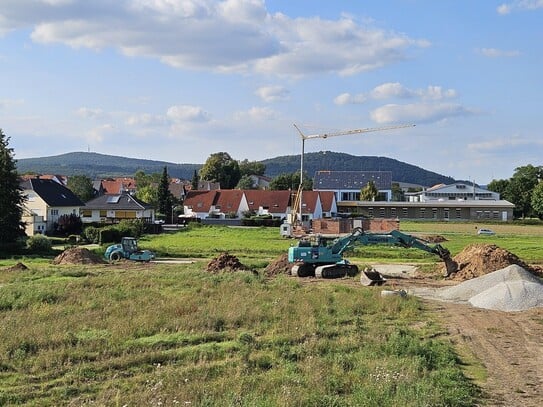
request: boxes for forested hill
[16,152,201,180]
[16,151,454,186]
[262,151,454,186]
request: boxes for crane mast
[283,123,415,237]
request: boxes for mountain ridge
[16,151,454,187]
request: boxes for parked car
[477,228,495,235]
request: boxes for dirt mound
[53,247,106,265]
[451,243,532,281]
[415,234,448,243]
[5,262,28,271]
[206,253,248,272]
[264,253,291,277]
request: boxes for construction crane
[281,123,415,237]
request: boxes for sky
[1,0,542,184]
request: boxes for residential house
[313,171,393,202]
[100,177,137,195]
[248,175,271,189]
[81,193,155,223]
[183,190,247,219]
[20,178,84,235]
[244,190,291,218]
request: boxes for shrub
[82,226,99,244]
[116,219,145,238]
[27,234,52,252]
[56,214,83,236]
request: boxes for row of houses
[19,171,515,236]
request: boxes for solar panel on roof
[106,195,121,203]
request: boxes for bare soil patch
[4,262,29,271]
[52,247,106,265]
[414,234,448,243]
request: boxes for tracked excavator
[288,227,457,283]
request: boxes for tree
[239,159,265,177]
[136,184,158,207]
[487,179,510,198]
[391,182,404,202]
[191,169,199,190]
[134,170,161,189]
[269,172,312,191]
[236,175,256,190]
[360,181,378,201]
[67,175,94,202]
[0,129,26,249]
[531,182,543,219]
[157,166,173,221]
[504,165,542,218]
[199,152,241,189]
[56,213,83,236]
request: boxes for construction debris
[52,247,106,265]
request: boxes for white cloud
[478,47,521,57]
[234,106,279,121]
[468,136,543,153]
[370,102,474,124]
[0,98,24,108]
[333,92,366,105]
[166,105,211,123]
[76,107,105,119]
[334,83,456,105]
[497,1,543,14]
[0,0,427,77]
[255,85,289,102]
[85,123,114,144]
[125,113,167,127]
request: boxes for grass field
[0,262,478,406]
[3,221,543,405]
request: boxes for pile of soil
[415,234,448,243]
[5,262,28,271]
[264,253,291,277]
[450,243,532,281]
[206,253,248,273]
[52,247,106,265]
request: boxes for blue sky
[1,0,542,183]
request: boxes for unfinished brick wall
[312,218,399,234]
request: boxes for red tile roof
[244,190,291,214]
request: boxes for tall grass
[0,263,478,406]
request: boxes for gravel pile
[411,264,543,312]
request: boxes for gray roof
[21,178,84,207]
[84,193,152,210]
[313,171,392,190]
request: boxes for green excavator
[287,227,457,282]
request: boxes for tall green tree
[531,182,543,219]
[236,174,256,190]
[199,152,241,189]
[269,172,312,191]
[239,159,265,177]
[0,129,26,249]
[487,179,510,198]
[67,175,94,202]
[157,166,173,220]
[504,165,542,218]
[191,169,199,190]
[360,180,378,201]
[390,182,405,201]
[135,184,158,207]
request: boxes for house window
[432,208,437,219]
[51,209,59,216]
[99,210,107,217]
[82,210,92,218]
[419,208,426,218]
[391,208,397,218]
[116,211,136,219]
[379,208,385,218]
[456,209,461,219]
[402,208,408,218]
[368,207,373,217]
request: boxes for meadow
[3,220,543,406]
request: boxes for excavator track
[315,264,358,279]
[291,263,315,277]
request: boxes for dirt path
[428,298,543,406]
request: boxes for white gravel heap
[411,264,543,312]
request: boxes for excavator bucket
[443,257,458,277]
[360,268,387,286]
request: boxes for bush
[56,214,83,236]
[82,226,99,244]
[27,234,52,252]
[116,219,145,238]
[99,228,121,245]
